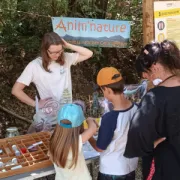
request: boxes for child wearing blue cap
[49,104,97,180]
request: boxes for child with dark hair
[89,67,138,180]
[124,40,180,180]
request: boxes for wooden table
[1,140,100,180]
[1,156,99,180]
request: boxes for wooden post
[143,0,154,45]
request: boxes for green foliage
[0,0,143,127]
[1,0,142,82]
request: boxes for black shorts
[97,171,135,180]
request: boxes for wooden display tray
[0,132,53,178]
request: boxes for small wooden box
[0,132,53,178]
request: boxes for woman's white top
[17,53,79,107]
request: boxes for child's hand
[93,120,99,129]
[86,117,98,131]
[86,117,99,127]
[86,117,99,130]
[86,117,96,124]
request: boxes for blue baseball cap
[57,104,85,128]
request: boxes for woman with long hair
[49,103,97,180]
[12,32,93,109]
[124,40,180,180]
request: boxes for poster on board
[154,1,180,48]
[52,17,131,48]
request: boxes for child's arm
[88,137,103,152]
[81,117,97,143]
[89,114,116,153]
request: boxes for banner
[154,1,180,47]
[52,17,131,48]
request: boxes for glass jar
[5,127,19,138]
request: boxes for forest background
[0,0,142,137]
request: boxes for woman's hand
[38,97,53,109]
[60,38,93,62]
[154,137,166,148]
[61,38,70,49]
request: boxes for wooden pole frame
[143,0,176,45]
[143,0,154,45]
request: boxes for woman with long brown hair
[49,103,97,180]
[12,32,93,109]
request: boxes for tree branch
[0,105,32,124]
[51,0,57,16]
[95,0,108,18]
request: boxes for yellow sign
[154,1,180,48]
[154,8,180,18]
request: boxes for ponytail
[136,40,180,76]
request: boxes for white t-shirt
[17,53,79,107]
[54,135,92,180]
[97,104,138,175]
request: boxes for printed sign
[52,17,131,48]
[154,1,180,48]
